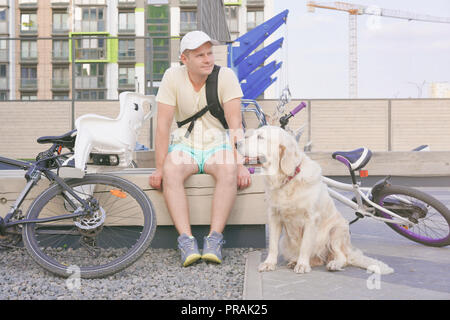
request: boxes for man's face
[181,42,215,77]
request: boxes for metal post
[71,36,76,130]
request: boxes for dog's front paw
[294,263,311,274]
[287,261,297,269]
[258,262,277,272]
[326,260,345,272]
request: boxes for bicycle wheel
[22,174,156,278]
[373,185,450,247]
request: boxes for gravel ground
[0,247,255,300]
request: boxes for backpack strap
[205,65,228,130]
[176,65,229,138]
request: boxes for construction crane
[307,1,450,99]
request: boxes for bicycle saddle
[332,147,372,171]
[37,129,77,149]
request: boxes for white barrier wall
[1,99,450,159]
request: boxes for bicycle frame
[0,155,92,229]
[322,176,414,227]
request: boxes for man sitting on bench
[149,30,251,267]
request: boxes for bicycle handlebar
[279,102,307,129]
[290,102,307,116]
[246,101,307,174]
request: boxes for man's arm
[223,97,251,189]
[149,102,175,189]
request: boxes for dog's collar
[282,164,301,185]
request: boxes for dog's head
[236,126,303,177]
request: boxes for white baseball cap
[179,30,220,55]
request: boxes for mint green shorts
[168,143,232,174]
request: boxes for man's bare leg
[203,150,237,235]
[162,151,199,236]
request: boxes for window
[119,12,135,32]
[53,39,69,60]
[225,6,239,33]
[0,64,7,90]
[118,39,135,59]
[53,93,69,100]
[21,66,37,89]
[147,5,170,81]
[247,10,264,31]
[52,67,69,88]
[21,13,37,33]
[118,66,135,87]
[53,12,69,32]
[21,40,37,60]
[75,37,107,60]
[75,90,105,100]
[180,10,196,34]
[0,40,7,60]
[21,93,37,100]
[0,8,8,34]
[75,7,105,32]
[75,63,105,89]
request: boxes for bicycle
[247,102,450,247]
[0,131,157,278]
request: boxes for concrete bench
[0,168,269,248]
[2,150,450,248]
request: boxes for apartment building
[0,0,271,101]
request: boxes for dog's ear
[279,143,298,176]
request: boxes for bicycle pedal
[58,166,85,179]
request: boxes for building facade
[0,0,271,101]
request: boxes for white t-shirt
[156,65,243,149]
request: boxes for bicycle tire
[22,174,156,278]
[373,185,450,247]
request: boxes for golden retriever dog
[236,126,394,275]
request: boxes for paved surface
[243,186,450,300]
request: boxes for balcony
[74,0,106,5]
[75,76,105,89]
[50,0,70,7]
[19,0,38,9]
[52,78,69,89]
[20,55,38,63]
[179,0,197,6]
[118,49,135,61]
[74,21,105,33]
[75,48,106,61]
[20,78,37,90]
[0,21,8,34]
[118,0,136,9]
[52,52,70,62]
[118,77,135,89]
[246,0,264,6]
[0,48,8,61]
[0,78,7,90]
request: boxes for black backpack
[176,65,228,138]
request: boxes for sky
[270,0,450,99]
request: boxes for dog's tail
[347,248,394,275]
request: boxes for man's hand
[149,169,163,190]
[237,164,251,190]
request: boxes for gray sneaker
[177,234,201,267]
[201,231,225,264]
